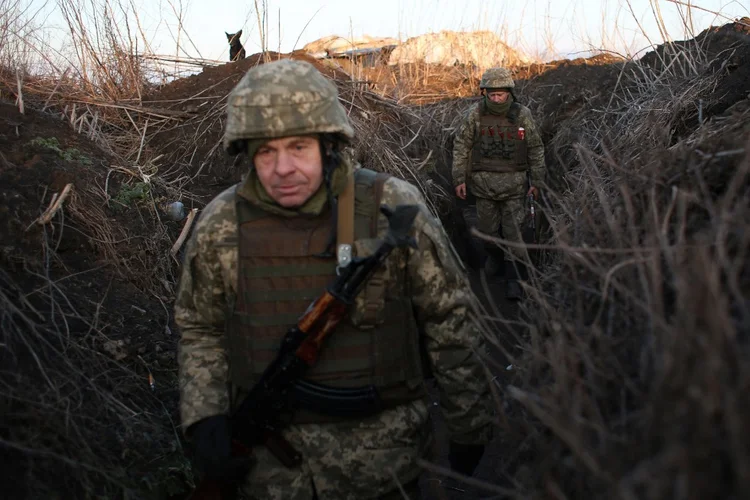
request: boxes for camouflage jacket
[174,168,494,499]
[452,101,545,201]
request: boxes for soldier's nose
[274,151,296,176]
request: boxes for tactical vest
[471,101,529,173]
[227,168,426,423]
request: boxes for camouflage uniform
[451,68,545,288]
[175,59,494,500]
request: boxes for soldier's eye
[292,141,313,152]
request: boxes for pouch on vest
[471,101,528,173]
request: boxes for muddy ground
[1,17,749,500]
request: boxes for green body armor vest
[227,168,426,423]
[471,101,529,173]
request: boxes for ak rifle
[188,203,421,500]
[525,170,537,245]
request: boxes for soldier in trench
[451,67,545,300]
[174,59,494,499]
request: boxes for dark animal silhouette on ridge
[226,30,246,62]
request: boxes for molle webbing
[228,168,425,422]
[471,101,528,173]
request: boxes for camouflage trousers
[237,449,423,500]
[235,400,431,500]
[475,196,527,263]
[239,479,420,500]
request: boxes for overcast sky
[27,0,750,63]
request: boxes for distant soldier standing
[452,67,545,300]
[174,59,494,499]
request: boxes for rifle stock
[187,204,420,500]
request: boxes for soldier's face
[253,135,324,208]
[487,90,510,103]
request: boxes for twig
[43,69,68,111]
[30,184,74,228]
[170,207,198,256]
[16,68,24,114]
[470,227,712,254]
[665,0,750,27]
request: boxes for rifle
[527,192,536,243]
[188,203,421,500]
[523,170,537,245]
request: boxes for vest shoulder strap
[353,168,390,238]
[336,172,355,249]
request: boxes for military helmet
[479,67,515,90]
[223,59,355,155]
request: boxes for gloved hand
[448,441,485,477]
[190,415,252,482]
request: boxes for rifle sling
[336,171,355,265]
[336,169,388,258]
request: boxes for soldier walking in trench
[452,67,545,300]
[174,59,494,499]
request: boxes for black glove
[448,441,485,477]
[190,415,252,482]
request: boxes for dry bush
[326,58,483,105]
[0,3,198,497]
[0,106,196,498]
[0,265,191,499]
[0,0,214,166]
[0,198,190,500]
[382,62,482,104]
[477,31,750,499]
[338,82,452,214]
